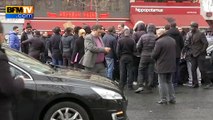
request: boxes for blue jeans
[52,58,63,66]
[158,73,175,102]
[105,57,114,80]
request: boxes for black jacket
[137,32,156,62]
[22,35,45,60]
[0,47,24,116]
[167,28,184,58]
[20,31,29,54]
[152,34,176,73]
[116,36,136,59]
[102,33,117,59]
[49,34,63,60]
[71,36,85,64]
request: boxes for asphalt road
[125,86,213,120]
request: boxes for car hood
[49,69,120,91]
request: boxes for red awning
[24,19,133,31]
[131,15,209,28]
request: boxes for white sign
[135,8,164,13]
[200,0,213,20]
[202,0,213,12]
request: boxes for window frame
[9,62,33,81]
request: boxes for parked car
[3,46,128,120]
[205,44,213,81]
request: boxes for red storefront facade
[22,0,209,31]
[130,1,209,28]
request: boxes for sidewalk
[126,86,213,120]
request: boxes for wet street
[126,86,213,120]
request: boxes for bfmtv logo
[6,6,34,19]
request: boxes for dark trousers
[119,55,134,89]
[132,56,140,82]
[172,58,180,86]
[0,110,13,120]
[63,55,71,67]
[191,55,210,85]
[138,61,154,88]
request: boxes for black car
[4,47,128,120]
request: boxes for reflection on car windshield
[5,48,54,75]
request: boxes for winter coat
[20,31,31,54]
[185,30,208,57]
[71,36,85,64]
[137,32,157,62]
[152,34,176,73]
[102,33,117,59]
[9,32,20,51]
[60,35,74,57]
[116,36,136,59]
[166,28,184,58]
[49,34,63,60]
[22,35,45,60]
[0,47,24,119]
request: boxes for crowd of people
[5,21,213,105]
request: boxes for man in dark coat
[103,26,117,80]
[60,27,74,67]
[49,27,63,66]
[132,22,146,85]
[22,31,45,61]
[152,28,176,104]
[166,22,184,86]
[21,24,33,54]
[0,21,25,120]
[135,24,157,93]
[185,22,212,88]
[116,29,136,90]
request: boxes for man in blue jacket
[9,26,20,51]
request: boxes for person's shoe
[157,100,168,105]
[203,83,213,89]
[133,81,138,86]
[135,87,144,93]
[191,84,199,88]
[169,100,176,104]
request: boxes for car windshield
[5,48,55,75]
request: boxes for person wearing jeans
[158,73,175,103]
[49,27,63,66]
[103,26,117,80]
[152,29,176,104]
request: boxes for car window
[9,63,32,80]
[5,48,55,75]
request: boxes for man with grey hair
[116,29,136,90]
[152,28,176,104]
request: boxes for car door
[205,47,213,80]
[9,62,37,120]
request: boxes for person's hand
[104,47,111,53]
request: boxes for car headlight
[91,87,123,100]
